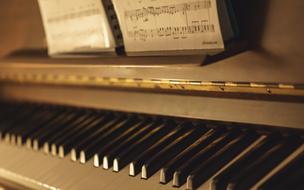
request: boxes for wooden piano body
[0,0,303,189]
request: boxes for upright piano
[0,0,303,190]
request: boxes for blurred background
[0,0,45,57]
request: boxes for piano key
[172,129,241,187]
[11,108,57,145]
[0,104,25,131]
[0,106,39,140]
[77,116,139,163]
[129,123,194,177]
[0,104,22,123]
[0,102,304,190]
[26,110,73,149]
[43,111,93,155]
[189,134,268,190]
[257,145,304,190]
[10,134,17,145]
[51,120,98,156]
[41,113,87,154]
[160,128,224,184]
[32,110,81,151]
[270,166,304,190]
[28,108,70,134]
[48,112,97,156]
[104,120,167,172]
[185,131,259,190]
[3,109,42,144]
[93,118,158,168]
[18,108,65,146]
[141,126,207,179]
[113,121,175,172]
[70,114,124,161]
[0,103,32,126]
[22,108,70,148]
[286,170,304,190]
[252,143,304,190]
[102,119,158,169]
[57,113,110,158]
[227,135,302,190]
[211,133,281,190]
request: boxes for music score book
[38,0,237,57]
[112,0,234,56]
[37,0,122,56]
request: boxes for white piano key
[1,141,178,190]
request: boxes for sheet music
[38,0,116,55]
[112,0,224,54]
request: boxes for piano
[0,0,304,190]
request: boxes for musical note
[124,1,211,22]
[122,0,214,41]
[112,0,224,53]
[128,24,215,41]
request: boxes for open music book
[112,0,237,56]
[38,0,238,56]
[37,0,122,56]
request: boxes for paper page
[38,0,116,55]
[112,0,224,54]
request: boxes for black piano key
[70,114,124,161]
[186,131,259,190]
[258,150,304,190]
[141,126,207,179]
[27,108,71,139]
[160,128,224,184]
[93,118,158,168]
[172,129,241,187]
[57,113,110,157]
[77,116,139,163]
[51,116,98,156]
[113,121,175,172]
[227,135,302,190]
[8,110,45,144]
[32,110,81,151]
[272,167,304,190]
[2,102,303,190]
[0,106,39,140]
[0,104,26,130]
[43,111,92,144]
[2,110,42,143]
[17,108,65,146]
[77,116,140,163]
[26,109,71,141]
[101,119,158,169]
[286,170,304,190]
[0,103,20,119]
[0,103,30,122]
[11,108,57,145]
[211,134,281,190]
[34,113,82,153]
[47,112,97,155]
[129,123,193,177]
[25,109,73,149]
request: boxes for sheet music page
[112,0,224,54]
[38,0,116,55]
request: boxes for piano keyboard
[0,103,303,190]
